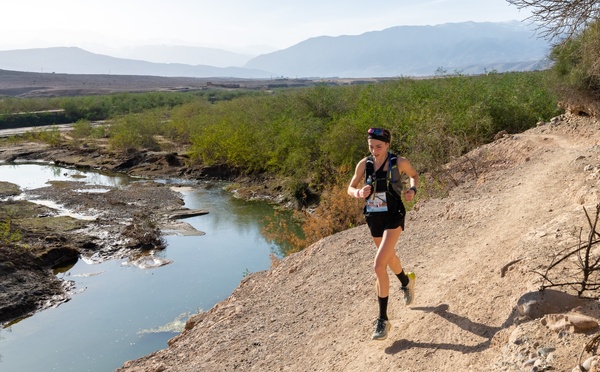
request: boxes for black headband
[367,128,391,143]
[368,134,390,142]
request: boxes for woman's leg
[371,227,403,340]
[372,226,403,298]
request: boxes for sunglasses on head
[368,128,386,136]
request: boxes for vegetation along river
[0,163,287,372]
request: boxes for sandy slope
[117,114,600,372]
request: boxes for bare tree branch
[535,203,600,298]
[507,0,600,41]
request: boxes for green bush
[163,100,213,144]
[551,20,600,96]
[0,91,231,127]
[6,72,562,253]
[0,217,21,244]
[71,119,93,138]
[108,111,163,151]
[21,126,62,146]
[13,71,559,199]
[182,72,560,192]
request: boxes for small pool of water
[3,162,133,190]
[0,163,284,372]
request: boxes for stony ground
[112,114,600,372]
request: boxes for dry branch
[536,203,600,298]
[507,0,600,41]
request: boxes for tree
[507,0,600,41]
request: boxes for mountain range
[246,21,552,78]
[0,21,551,79]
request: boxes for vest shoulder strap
[388,153,403,196]
[389,153,398,183]
[365,155,375,182]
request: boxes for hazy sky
[3,0,532,53]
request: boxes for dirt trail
[118,115,600,372]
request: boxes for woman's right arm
[348,158,368,198]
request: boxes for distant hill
[0,47,273,78]
[106,45,257,68]
[245,21,552,78]
[0,22,552,79]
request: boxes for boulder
[517,290,584,319]
[540,313,598,333]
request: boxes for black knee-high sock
[378,296,389,320]
[396,270,409,287]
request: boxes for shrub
[296,182,364,249]
[22,126,62,146]
[15,72,562,253]
[71,119,93,138]
[108,111,163,152]
[551,20,600,96]
[263,168,364,254]
[0,217,22,244]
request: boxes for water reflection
[0,162,134,190]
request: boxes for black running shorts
[365,212,405,238]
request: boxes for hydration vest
[365,152,403,197]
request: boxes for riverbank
[0,138,286,326]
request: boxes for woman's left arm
[397,157,419,202]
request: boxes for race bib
[366,192,388,213]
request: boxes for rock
[167,209,209,220]
[581,356,600,371]
[534,358,544,368]
[540,313,599,333]
[537,347,556,357]
[80,241,98,250]
[128,255,173,269]
[523,357,537,367]
[590,357,600,372]
[36,246,80,268]
[494,130,509,140]
[517,290,584,319]
[509,326,527,345]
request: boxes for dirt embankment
[110,113,600,372]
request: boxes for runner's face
[368,139,389,158]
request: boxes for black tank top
[366,158,405,216]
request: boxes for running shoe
[401,271,416,306]
[372,318,391,340]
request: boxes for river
[0,163,286,372]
